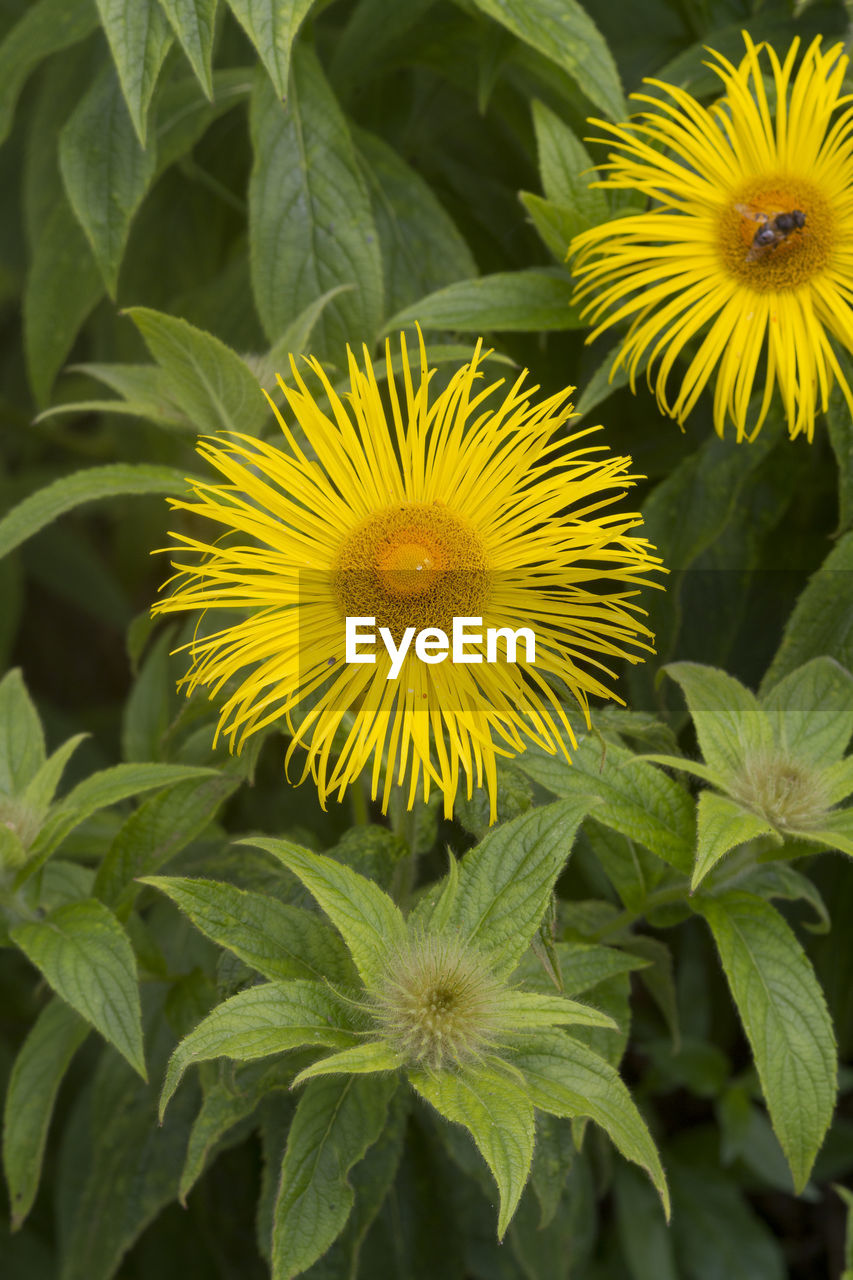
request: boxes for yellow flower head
[570,34,853,441]
[154,333,662,820]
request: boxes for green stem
[350,778,369,826]
[591,884,689,942]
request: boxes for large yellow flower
[570,35,853,441]
[154,334,662,819]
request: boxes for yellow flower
[154,333,662,820]
[570,35,853,441]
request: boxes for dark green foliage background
[1,0,853,1277]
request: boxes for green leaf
[293,1041,406,1086]
[736,863,830,934]
[386,268,582,334]
[141,876,356,983]
[828,353,853,534]
[532,100,607,222]
[93,772,240,912]
[0,464,195,563]
[0,0,98,146]
[693,791,781,891]
[669,1160,786,1280]
[126,306,269,433]
[248,50,383,353]
[21,734,88,822]
[572,341,629,421]
[516,738,695,873]
[59,62,158,296]
[157,0,218,97]
[520,191,588,262]
[26,762,218,870]
[0,668,45,796]
[445,798,590,979]
[761,656,853,767]
[695,891,837,1191]
[227,0,315,97]
[23,194,104,408]
[665,663,773,779]
[160,981,358,1118]
[354,126,477,315]
[470,0,625,120]
[497,990,616,1030]
[272,1073,397,1277]
[761,531,853,692]
[614,1163,678,1280]
[10,899,146,1078]
[251,284,355,390]
[242,837,407,990]
[410,1062,534,1238]
[94,0,174,145]
[3,1000,89,1229]
[788,806,853,858]
[514,1029,669,1216]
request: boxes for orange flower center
[717,176,835,290]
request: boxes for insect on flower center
[718,176,835,290]
[334,501,491,639]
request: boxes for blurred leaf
[141,875,357,983]
[0,464,195,563]
[248,50,383,354]
[529,1113,573,1229]
[760,655,853,767]
[0,668,45,796]
[695,891,836,1191]
[11,899,146,1078]
[572,343,629,421]
[386,268,583,334]
[23,194,104,407]
[532,99,607,222]
[21,735,88,824]
[227,0,314,97]
[157,0,218,97]
[354,126,477,315]
[59,62,157,296]
[736,863,830,935]
[2,1000,88,1229]
[519,191,589,261]
[126,306,270,433]
[159,981,359,1116]
[762,535,853,692]
[0,0,98,147]
[470,0,626,120]
[272,1073,397,1277]
[250,284,354,390]
[669,1161,786,1280]
[94,0,173,145]
[411,1063,534,1238]
[614,1162,678,1280]
[445,799,591,979]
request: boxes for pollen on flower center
[334,501,491,639]
[718,176,835,290]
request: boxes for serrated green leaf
[520,191,588,262]
[410,1062,534,1238]
[497,990,616,1030]
[23,193,104,408]
[516,738,695,873]
[633,753,728,789]
[93,772,240,912]
[0,464,195,564]
[11,899,145,1078]
[532,99,607,220]
[445,798,590,979]
[227,0,314,97]
[251,284,355,390]
[0,668,45,796]
[693,791,781,891]
[25,762,218,872]
[788,806,853,858]
[160,981,359,1119]
[620,934,680,1051]
[386,268,583,334]
[141,876,356,983]
[761,657,853,768]
[514,1029,669,1216]
[95,0,173,145]
[272,1073,397,1277]
[294,1041,406,1086]
[0,0,98,146]
[59,62,157,296]
[157,0,218,97]
[761,531,853,692]
[21,734,88,822]
[736,863,830,934]
[354,126,477,315]
[2,1000,89,1229]
[665,662,773,779]
[695,891,836,1191]
[529,1112,574,1230]
[471,0,625,120]
[513,939,649,997]
[125,305,270,434]
[248,50,383,352]
[242,837,407,989]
